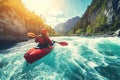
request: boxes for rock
[106,0,120,25]
[113,29,120,37]
[0,6,28,42]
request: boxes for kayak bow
[24,46,53,64]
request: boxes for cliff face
[0,0,55,42]
[0,5,28,41]
[106,0,120,25]
[72,0,120,35]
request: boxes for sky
[21,0,92,28]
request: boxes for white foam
[87,61,98,68]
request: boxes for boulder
[113,29,120,37]
[0,7,28,42]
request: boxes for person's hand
[52,40,55,45]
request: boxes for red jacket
[35,35,52,46]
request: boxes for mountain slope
[54,16,80,34]
[0,0,55,42]
[71,0,120,35]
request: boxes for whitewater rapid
[0,36,120,80]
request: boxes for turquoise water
[0,36,120,80]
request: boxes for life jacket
[35,35,48,46]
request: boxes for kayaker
[35,29,54,48]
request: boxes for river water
[0,36,120,80]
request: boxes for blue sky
[66,0,92,17]
[22,0,92,28]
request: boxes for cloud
[22,0,68,28]
[57,18,66,23]
[49,9,63,16]
[46,16,66,28]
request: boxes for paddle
[54,41,68,46]
[27,32,68,46]
[27,32,37,38]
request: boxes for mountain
[70,0,120,35]
[54,16,80,34]
[0,0,55,42]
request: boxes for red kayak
[24,46,53,64]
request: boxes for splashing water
[0,36,120,80]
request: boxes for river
[0,36,120,80]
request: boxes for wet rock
[113,29,120,37]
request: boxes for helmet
[41,29,48,35]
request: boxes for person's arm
[35,36,39,43]
[45,36,53,45]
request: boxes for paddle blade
[58,42,68,46]
[27,32,36,38]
